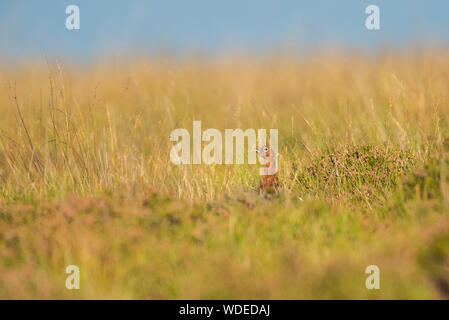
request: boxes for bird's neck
[262,156,277,176]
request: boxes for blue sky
[1,0,448,61]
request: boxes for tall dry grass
[1,52,447,202]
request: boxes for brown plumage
[258,174,280,194]
[256,146,280,195]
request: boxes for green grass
[0,51,449,298]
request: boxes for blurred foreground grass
[0,51,449,299]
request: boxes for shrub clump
[296,145,414,202]
[401,152,449,201]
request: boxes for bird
[255,146,280,195]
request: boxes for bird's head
[255,146,273,160]
[255,145,278,175]
[255,145,278,174]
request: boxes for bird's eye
[263,147,269,152]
